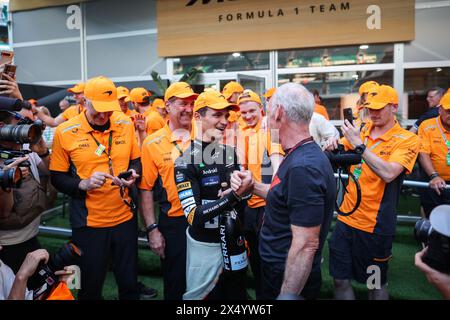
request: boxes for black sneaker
[138,281,158,299]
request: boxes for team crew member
[410,87,446,134]
[221,81,245,146]
[117,86,138,117]
[354,81,379,128]
[50,76,141,300]
[417,92,450,217]
[312,89,330,120]
[263,87,276,104]
[325,85,420,300]
[35,82,86,127]
[153,98,168,120]
[257,83,336,300]
[139,82,198,300]
[175,90,253,300]
[237,89,284,298]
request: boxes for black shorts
[328,220,393,285]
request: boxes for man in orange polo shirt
[127,87,166,143]
[354,81,379,128]
[417,92,450,217]
[117,86,138,117]
[222,81,244,146]
[325,85,419,300]
[237,89,284,298]
[312,89,330,120]
[35,82,86,127]
[50,76,141,300]
[139,82,198,300]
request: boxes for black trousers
[243,206,264,299]
[0,236,41,274]
[260,261,322,300]
[72,218,139,300]
[158,214,188,300]
[206,270,248,300]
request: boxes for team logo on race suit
[175,172,185,183]
[202,168,218,175]
[201,175,220,186]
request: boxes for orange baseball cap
[28,99,38,106]
[358,81,379,96]
[152,98,166,109]
[83,76,121,113]
[363,85,399,110]
[439,92,450,110]
[67,82,85,94]
[194,91,239,113]
[263,87,276,99]
[117,86,129,100]
[237,89,262,105]
[164,82,198,101]
[222,81,244,100]
[126,87,151,103]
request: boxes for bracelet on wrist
[429,172,439,180]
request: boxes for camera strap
[435,117,450,166]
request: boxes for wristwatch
[38,148,50,158]
[146,223,158,234]
[354,144,366,155]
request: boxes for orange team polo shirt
[144,110,166,136]
[238,123,284,208]
[418,116,450,181]
[314,103,330,120]
[338,121,419,235]
[123,108,138,118]
[50,111,141,228]
[61,104,84,121]
[139,124,192,217]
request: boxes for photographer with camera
[0,104,49,274]
[415,248,450,300]
[50,76,141,300]
[324,85,420,300]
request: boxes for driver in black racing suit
[174,90,254,300]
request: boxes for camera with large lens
[324,144,363,216]
[28,241,83,300]
[0,149,31,190]
[414,205,450,274]
[325,144,362,168]
[0,166,22,190]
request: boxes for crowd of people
[0,69,449,300]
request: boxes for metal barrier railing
[38,176,449,240]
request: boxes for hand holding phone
[117,170,133,180]
[343,108,354,126]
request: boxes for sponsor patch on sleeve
[181,197,196,208]
[176,181,191,191]
[178,189,194,200]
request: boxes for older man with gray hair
[257,82,336,300]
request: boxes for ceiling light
[232,52,241,58]
[359,45,369,50]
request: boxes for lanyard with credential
[90,131,114,175]
[436,117,450,166]
[353,136,382,180]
